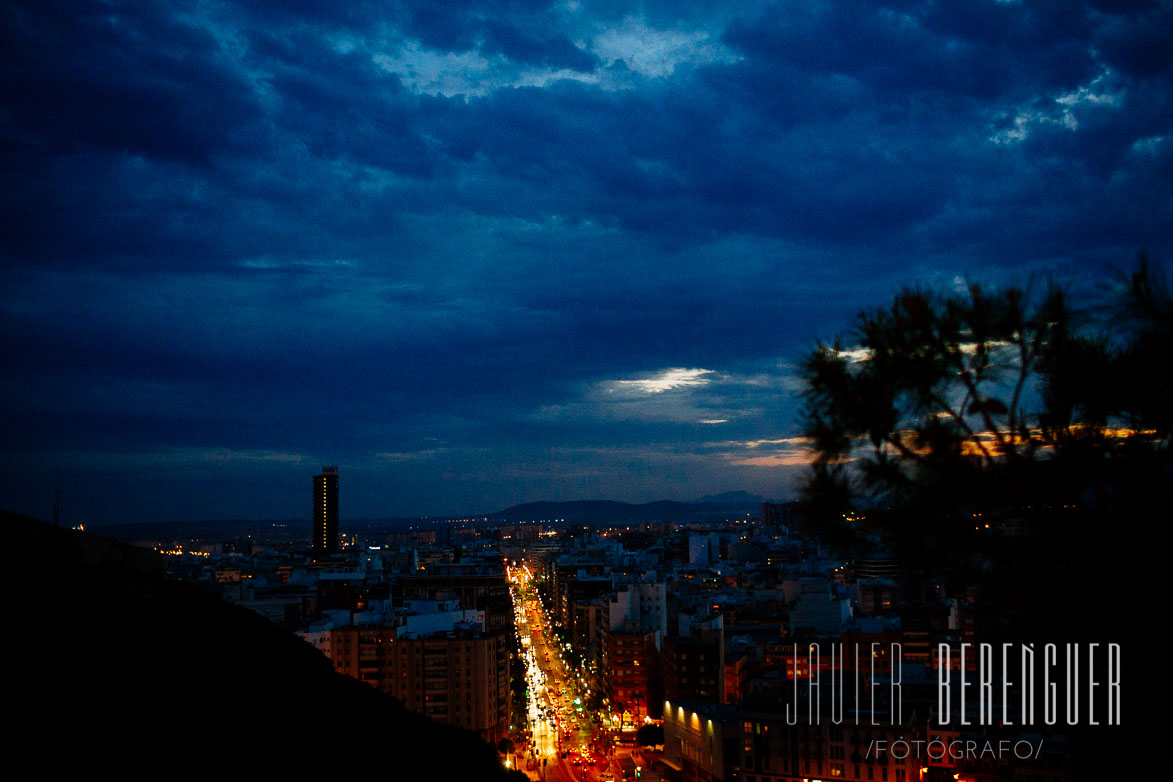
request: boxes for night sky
[3,1,1171,524]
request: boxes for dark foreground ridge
[10,510,525,780]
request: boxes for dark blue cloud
[480,22,599,72]
[1,1,267,165]
[2,0,1171,522]
[392,0,598,70]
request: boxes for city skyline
[3,1,1172,525]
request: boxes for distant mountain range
[690,490,768,505]
[88,492,780,537]
[487,494,772,524]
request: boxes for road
[509,564,635,782]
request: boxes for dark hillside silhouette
[10,510,525,780]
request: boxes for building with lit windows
[313,466,339,556]
[605,629,659,729]
[387,626,510,744]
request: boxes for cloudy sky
[2,0,1170,524]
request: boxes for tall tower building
[313,466,339,555]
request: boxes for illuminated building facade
[604,629,659,727]
[313,466,339,555]
[387,629,510,743]
[328,623,396,687]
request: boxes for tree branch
[928,391,994,463]
[952,351,1007,454]
[1007,333,1031,449]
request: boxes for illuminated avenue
[510,562,650,782]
